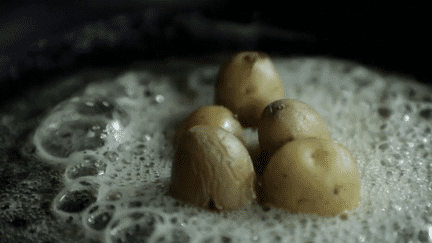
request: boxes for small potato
[215,51,285,127]
[175,105,243,145]
[261,138,361,217]
[257,98,331,173]
[169,125,256,211]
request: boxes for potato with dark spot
[261,138,361,217]
[169,125,256,211]
[257,98,331,174]
[215,51,285,127]
[175,105,243,146]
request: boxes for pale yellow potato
[261,138,361,217]
[169,125,256,211]
[175,105,243,145]
[215,51,285,127]
[257,98,331,174]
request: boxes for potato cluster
[169,51,361,217]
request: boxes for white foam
[33,57,432,243]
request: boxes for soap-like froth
[31,58,432,243]
[33,96,131,162]
[65,154,107,180]
[83,202,116,231]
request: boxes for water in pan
[12,57,432,242]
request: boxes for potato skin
[261,138,361,217]
[169,125,256,211]
[215,51,284,127]
[175,105,243,145]
[257,98,331,174]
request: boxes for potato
[261,138,361,217]
[257,98,331,174]
[169,125,256,211]
[215,51,284,127]
[175,105,243,145]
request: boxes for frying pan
[0,1,430,242]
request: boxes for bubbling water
[32,57,432,243]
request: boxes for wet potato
[169,125,256,211]
[260,138,361,217]
[215,51,285,127]
[174,105,243,146]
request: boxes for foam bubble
[33,95,131,163]
[65,153,107,180]
[82,202,116,232]
[105,209,166,243]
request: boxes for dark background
[0,1,430,104]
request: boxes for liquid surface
[1,57,432,243]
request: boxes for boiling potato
[169,125,256,211]
[257,98,331,173]
[175,105,243,145]
[215,51,284,127]
[261,138,361,217]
